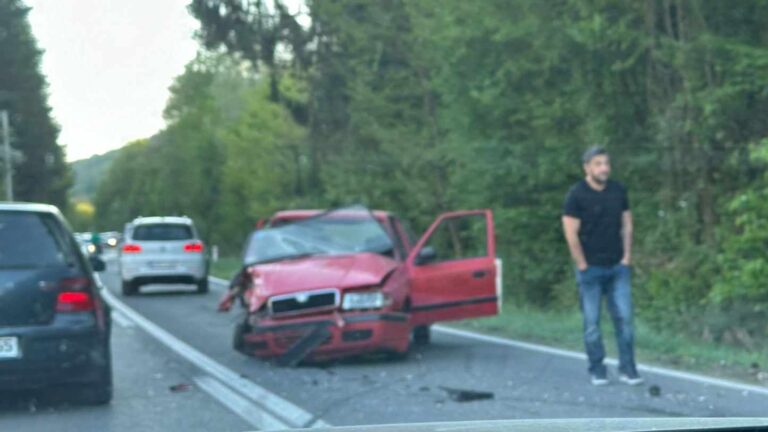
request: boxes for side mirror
[90,256,106,272]
[415,246,437,265]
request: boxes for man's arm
[562,215,588,271]
[621,210,633,265]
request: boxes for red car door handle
[472,270,488,279]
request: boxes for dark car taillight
[56,277,95,312]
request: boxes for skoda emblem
[296,293,310,304]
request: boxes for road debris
[648,385,662,397]
[277,325,332,367]
[440,386,494,402]
[169,383,192,393]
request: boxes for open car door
[407,210,501,326]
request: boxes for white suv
[118,216,208,295]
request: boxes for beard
[589,173,609,184]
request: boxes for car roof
[0,201,61,215]
[131,216,194,225]
[272,209,393,221]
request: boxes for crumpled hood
[252,253,397,297]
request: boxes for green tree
[0,0,71,207]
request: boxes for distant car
[74,233,94,255]
[101,231,120,248]
[220,206,501,365]
[118,216,209,295]
[0,203,112,404]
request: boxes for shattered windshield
[243,206,394,265]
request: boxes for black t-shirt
[563,179,629,266]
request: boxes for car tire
[121,279,137,296]
[196,277,209,294]
[413,325,431,346]
[74,347,113,405]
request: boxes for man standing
[562,147,643,386]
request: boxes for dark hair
[582,146,608,164]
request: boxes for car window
[132,223,194,241]
[423,214,488,263]
[0,211,74,269]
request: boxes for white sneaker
[591,374,609,386]
[619,373,644,386]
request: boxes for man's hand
[577,262,589,272]
[620,256,631,266]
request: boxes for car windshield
[243,206,393,265]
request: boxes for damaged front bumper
[241,311,411,364]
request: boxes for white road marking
[110,310,134,328]
[193,375,285,430]
[100,287,330,429]
[434,325,768,396]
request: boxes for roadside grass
[210,256,242,280]
[455,301,768,385]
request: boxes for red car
[219,206,501,365]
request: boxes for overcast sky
[25,0,199,161]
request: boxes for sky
[25,0,200,161]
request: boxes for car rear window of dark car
[0,211,74,269]
[132,223,194,241]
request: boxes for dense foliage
[95,0,768,347]
[0,0,70,207]
[70,149,120,201]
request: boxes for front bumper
[242,311,411,360]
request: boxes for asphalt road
[2,254,767,431]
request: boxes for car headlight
[107,238,117,247]
[342,291,390,310]
[86,244,97,254]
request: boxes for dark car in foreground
[0,203,112,404]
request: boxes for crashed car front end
[226,207,412,365]
[242,308,411,366]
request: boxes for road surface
[1,254,767,431]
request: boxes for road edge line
[433,325,768,396]
[193,375,285,430]
[101,287,330,428]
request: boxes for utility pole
[1,110,12,201]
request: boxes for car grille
[269,289,339,316]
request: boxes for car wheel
[413,325,431,346]
[197,277,209,294]
[121,279,137,296]
[75,348,113,405]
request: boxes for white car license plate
[149,261,175,269]
[0,336,20,359]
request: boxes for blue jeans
[576,264,636,376]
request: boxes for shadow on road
[0,389,108,414]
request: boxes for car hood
[252,252,398,297]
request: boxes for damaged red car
[218,206,501,366]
